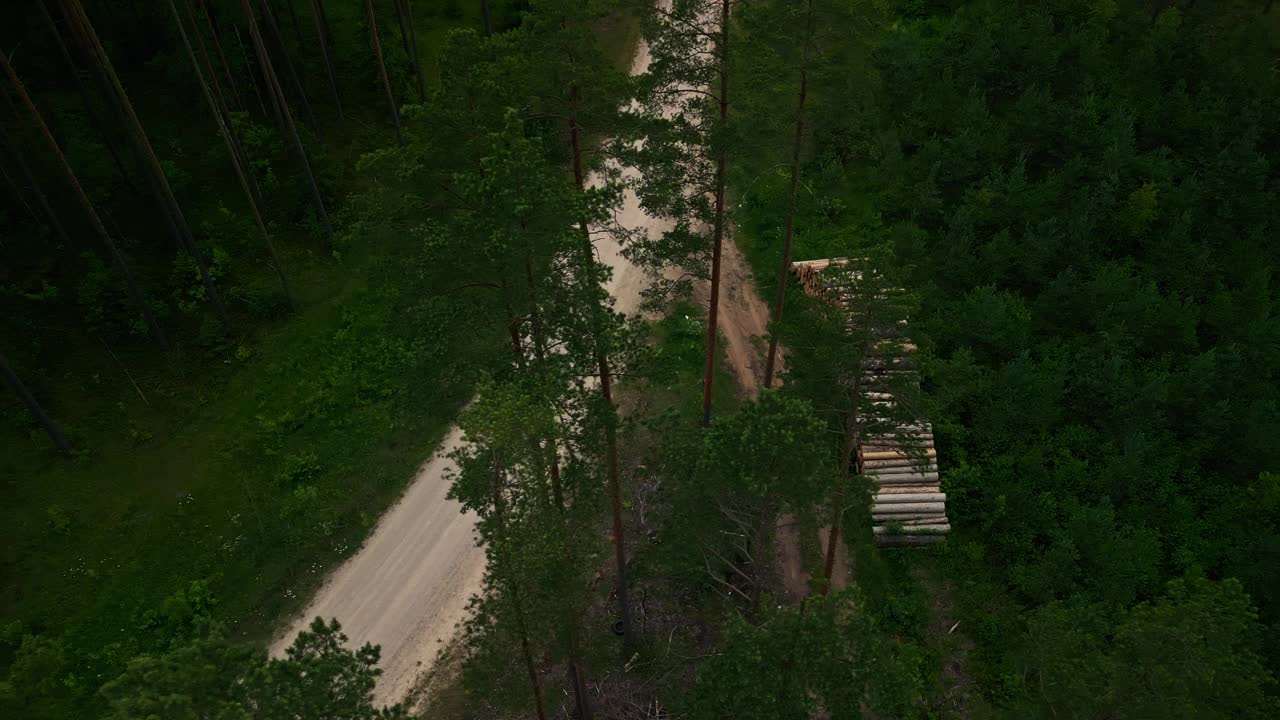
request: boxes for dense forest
[2,0,1277,718]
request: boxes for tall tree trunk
[199,0,245,112]
[567,82,631,649]
[402,0,426,101]
[0,53,168,350]
[282,0,303,44]
[244,0,332,234]
[489,462,548,720]
[762,0,814,389]
[173,0,296,312]
[523,251,594,720]
[701,0,731,428]
[39,0,135,192]
[231,23,270,118]
[0,121,74,252]
[392,0,424,102]
[480,0,492,36]
[257,0,318,137]
[366,0,404,144]
[66,0,233,337]
[1,352,72,453]
[821,381,861,593]
[307,0,343,123]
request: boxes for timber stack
[790,258,950,546]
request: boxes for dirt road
[271,32,668,707]
[269,4,833,701]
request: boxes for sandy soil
[271,26,666,708]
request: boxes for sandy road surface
[271,31,667,708]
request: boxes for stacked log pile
[790,259,949,546]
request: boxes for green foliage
[731,0,1280,714]
[686,590,923,719]
[1014,578,1278,719]
[98,617,407,720]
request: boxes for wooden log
[870,475,940,485]
[867,465,938,476]
[862,448,937,460]
[863,459,937,471]
[875,534,947,546]
[872,492,945,504]
[871,502,945,515]
[874,524,950,534]
[887,516,949,526]
[866,441,935,450]
[875,484,942,494]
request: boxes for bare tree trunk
[763,0,813,390]
[199,0,245,112]
[173,0,296,312]
[39,0,135,192]
[66,0,233,337]
[0,53,168,350]
[282,0,303,44]
[701,0,732,428]
[567,82,630,649]
[244,0,332,233]
[489,462,548,720]
[392,0,424,102]
[402,0,426,100]
[257,0,318,137]
[1,352,72,452]
[231,24,269,118]
[366,0,404,144]
[481,0,492,36]
[0,122,74,252]
[308,0,343,123]
[523,254,594,720]
[821,384,860,593]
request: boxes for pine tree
[1,351,72,453]
[38,0,134,192]
[365,0,404,145]
[307,0,343,123]
[631,0,738,428]
[170,0,296,311]
[64,0,234,336]
[242,0,332,233]
[0,51,169,350]
[0,113,73,253]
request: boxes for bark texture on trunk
[66,0,233,336]
[0,121,74,252]
[199,0,245,111]
[174,0,296,311]
[366,0,404,144]
[39,0,135,191]
[308,0,343,123]
[701,0,731,428]
[0,52,169,349]
[821,393,859,593]
[1,352,72,453]
[244,0,332,233]
[568,80,631,651]
[488,462,548,720]
[257,0,318,137]
[762,0,814,389]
